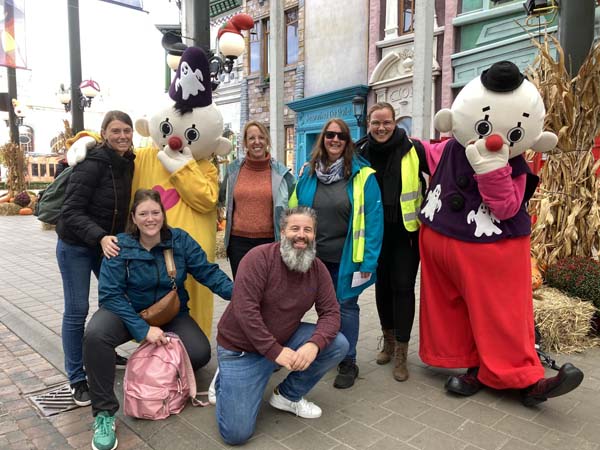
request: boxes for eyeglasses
[369,120,395,129]
[324,131,349,141]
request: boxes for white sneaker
[268,390,322,419]
[208,368,218,405]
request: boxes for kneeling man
[215,206,349,445]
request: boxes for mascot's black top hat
[480,61,525,92]
[168,47,212,109]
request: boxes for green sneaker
[92,411,117,450]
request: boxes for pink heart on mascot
[152,185,180,211]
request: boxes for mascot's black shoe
[445,367,482,396]
[521,363,584,407]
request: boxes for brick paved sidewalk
[2,216,600,450]
[0,323,148,450]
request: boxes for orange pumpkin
[19,207,33,215]
[531,257,543,290]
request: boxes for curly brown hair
[308,118,354,179]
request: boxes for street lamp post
[558,0,595,77]
[208,29,247,90]
[67,0,84,133]
[161,14,252,91]
[12,99,25,126]
[7,68,19,144]
[182,0,210,51]
[79,80,101,108]
[352,95,366,128]
[58,80,100,112]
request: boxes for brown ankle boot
[393,342,409,381]
[376,329,395,365]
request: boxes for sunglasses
[324,131,349,141]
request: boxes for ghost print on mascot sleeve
[421,184,442,221]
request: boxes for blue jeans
[216,323,349,445]
[56,239,102,384]
[323,261,359,363]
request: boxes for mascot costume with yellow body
[68,46,231,336]
[417,61,583,406]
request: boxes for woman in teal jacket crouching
[83,189,232,450]
[290,118,383,389]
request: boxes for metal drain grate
[28,384,79,417]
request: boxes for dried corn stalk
[0,141,27,197]
[527,35,600,266]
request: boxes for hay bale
[215,230,226,259]
[533,286,600,353]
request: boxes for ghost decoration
[175,61,206,100]
[467,203,502,237]
[421,184,443,222]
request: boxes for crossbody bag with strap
[139,248,181,326]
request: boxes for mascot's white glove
[66,136,96,167]
[157,147,194,173]
[465,137,509,175]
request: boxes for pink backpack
[123,332,207,420]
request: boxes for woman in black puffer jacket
[56,110,135,407]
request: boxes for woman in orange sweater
[219,121,296,278]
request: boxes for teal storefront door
[288,85,368,174]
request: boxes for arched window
[19,125,34,153]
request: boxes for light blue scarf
[315,158,345,184]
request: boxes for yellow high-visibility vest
[400,145,423,232]
[289,190,298,208]
[351,166,375,263]
[288,166,375,263]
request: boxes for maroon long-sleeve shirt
[217,242,341,362]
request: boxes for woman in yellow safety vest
[290,118,383,389]
[355,102,429,383]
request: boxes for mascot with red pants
[418,61,583,406]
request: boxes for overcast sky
[1,0,182,150]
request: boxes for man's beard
[280,235,317,273]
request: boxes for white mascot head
[135,46,231,160]
[434,61,557,158]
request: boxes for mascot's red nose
[486,134,504,152]
[168,136,183,151]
